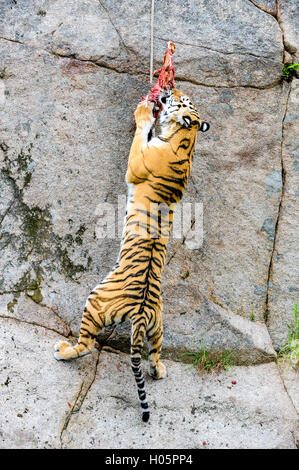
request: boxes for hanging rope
[150,0,155,84]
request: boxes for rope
[150,0,155,84]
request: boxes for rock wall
[0,0,298,351]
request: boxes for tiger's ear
[199,121,210,132]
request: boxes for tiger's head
[158,89,209,133]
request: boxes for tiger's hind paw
[54,340,77,361]
[149,361,167,380]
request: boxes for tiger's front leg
[126,101,155,184]
[134,99,155,138]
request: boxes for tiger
[54,88,210,422]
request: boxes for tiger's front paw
[134,101,155,130]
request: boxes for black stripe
[149,348,157,355]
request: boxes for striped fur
[54,89,207,422]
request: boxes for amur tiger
[54,88,209,422]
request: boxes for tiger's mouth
[147,94,164,142]
[155,90,171,117]
[147,91,171,142]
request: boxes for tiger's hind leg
[147,310,167,380]
[54,291,106,360]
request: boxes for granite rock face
[0,0,283,87]
[0,1,298,449]
[0,0,298,354]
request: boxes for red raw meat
[147,40,176,103]
[137,41,176,119]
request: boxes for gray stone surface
[61,350,297,449]
[106,0,283,87]
[0,317,297,449]
[0,318,98,448]
[0,0,283,87]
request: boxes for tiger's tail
[130,317,150,422]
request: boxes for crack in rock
[175,76,281,90]
[0,314,71,338]
[248,1,297,59]
[248,0,277,16]
[0,286,72,337]
[276,1,294,56]
[59,325,117,447]
[264,83,292,325]
[97,0,136,56]
[59,349,100,448]
[0,35,282,91]
[157,35,279,61]
[276,363,299,448]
